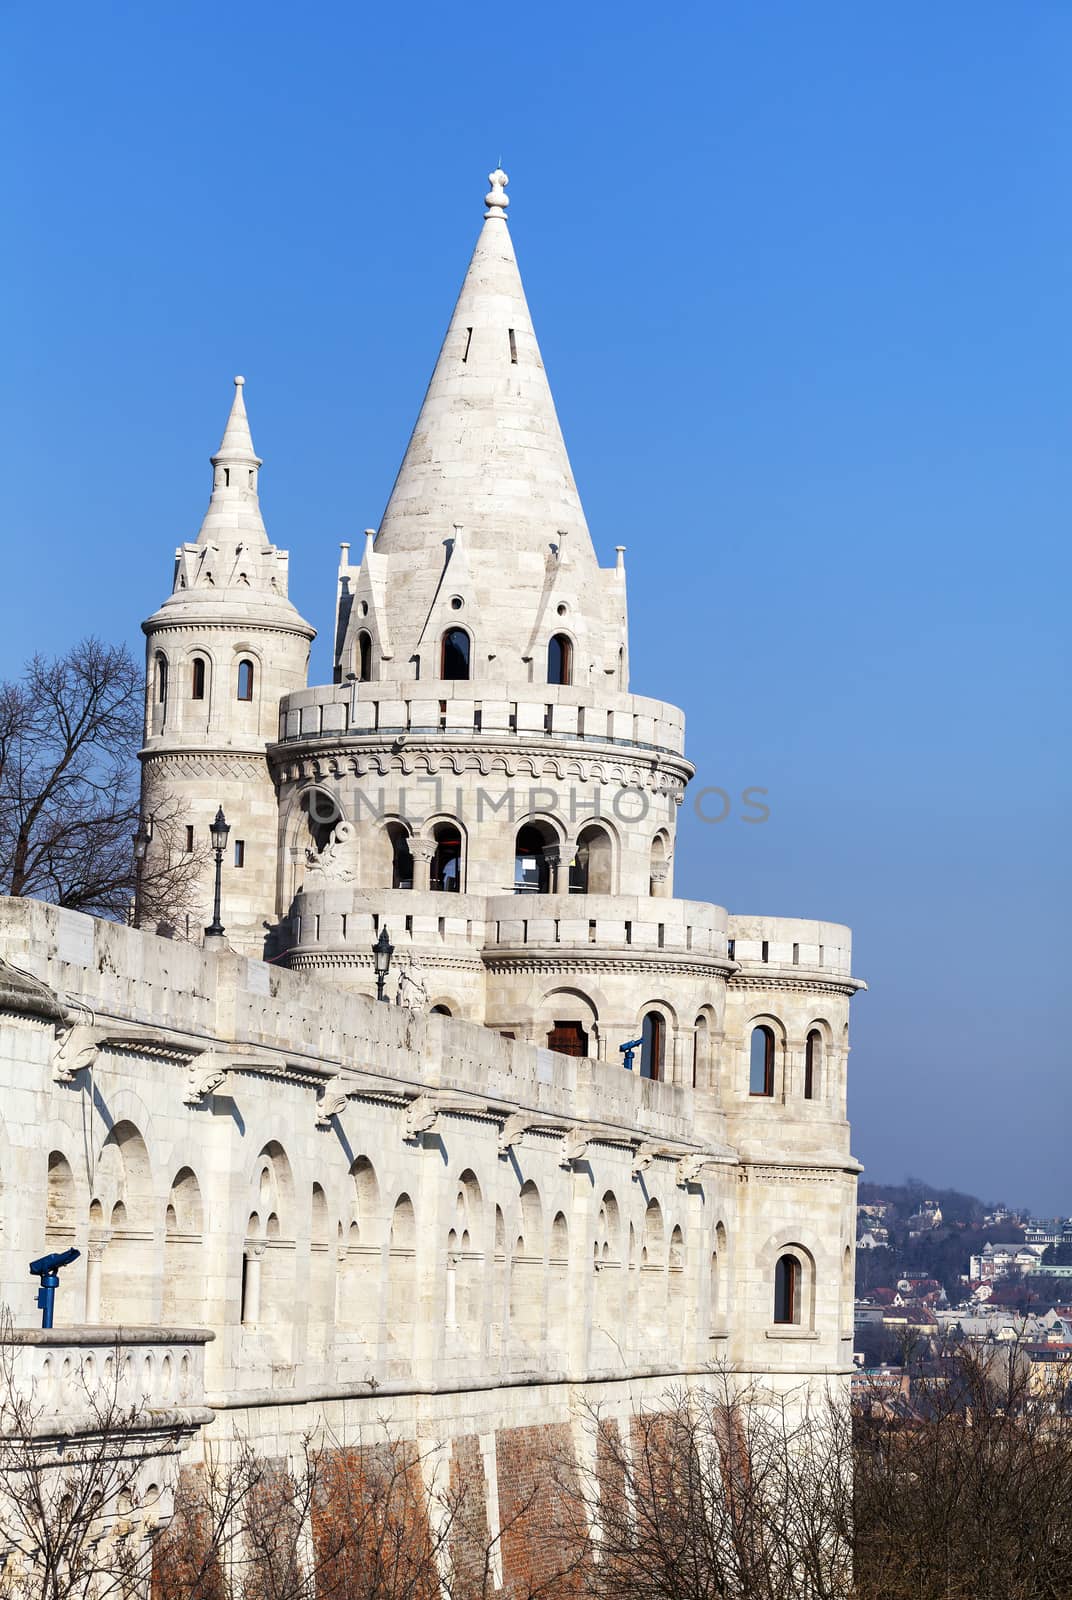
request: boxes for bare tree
[854,1342,1072,1600]
[0,639,204,930]
[546,1374,854,1600]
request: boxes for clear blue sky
[4,3,1069,1213]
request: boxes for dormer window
[547,634,573,686]
[237,659,255,701]
[441,629,471,681]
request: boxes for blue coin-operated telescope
[618,1037,644,1073]
[29,1248,80,1329]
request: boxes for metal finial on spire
[485,168,509,219]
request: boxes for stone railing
[0,1326,213,1422]
[276,680,689,759]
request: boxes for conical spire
[195,376,268,548]
[370,168,613,680]
[211,375,262,469]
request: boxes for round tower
[141,377,315,949]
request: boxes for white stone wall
[0,898,858,1467]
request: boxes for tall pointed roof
[211,374,262,470]
[363,169,619,682]
[148,377,314,640]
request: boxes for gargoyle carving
[498,1113,531,1156]
[404,1094,440,1141]
[631,1142,656,1177]
[676,1154,707,1187]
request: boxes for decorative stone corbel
[404,1094,441,1142]
[182,1049,229,1106]
[51,1022,105,1084]
[631,1142,657,1177]
[316,1077,351,1128]
[559,1129,590,1168]
[498,1113,531,1156]
[676,1154,707,1187]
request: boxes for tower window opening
[462,327,473,363]
[804,1029,822,1100]
[237,659,255,701]
[223,468,230,487]
[356,631,372,682]
[761,940,769,962]
[514,823,555,894]
[440,629,471,681]
[750,1025,775,1097]
[191,658,206,700]
[387,823,413,890]
[154,653,168,705]
[547,633,573,686]
[184,825,194,852]
[640,1011,664,1081]
[431,823,462,892]
[234,839,245,868]
[508,328,518,363]
[547,1020,589,1058]
[774,1253,802,1325]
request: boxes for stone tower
[140,378,315,946]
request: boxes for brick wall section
[151,1466,227,1600]
[449,1434,494,1599]
[495,1423,587,1598]
[311,1443,440,1600]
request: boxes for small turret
[140,378,315,951]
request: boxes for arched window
[440,629,470,681]
[356,632,372,682]
[514,823,557,893]
[237,659,255,701]
[547,634,573,686]
[190,657,206,700]
[774,1253,802,1325]
[692,1014,708,1088]
[430,822,462,892]
[386,822,413,889]
[154,653,168,705]
[569,823,613,894]
[640,1011,664,1081]
[804,1029,822,1100]
[431,1004,452,1016]
[750,1025,775,1097]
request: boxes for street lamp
[372,925,394,1002]
[205,806,230,939]
[131,817,152,928]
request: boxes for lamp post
[205,806,230,939]
[131,818,152,928]
[373,925,394,1002]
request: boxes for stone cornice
[143,616,315,642]
[287,951,485,975]
[271,740,691,795]
[139,749,270,779]
[484,950,733,979]
[728,974,863,998]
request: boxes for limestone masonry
[0,169,863,1577]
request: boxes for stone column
[84,1233,109,1322]
[242,1244,264,1324]
[410,837,435,892]
[649,859,671,899]
[542,845,562,894]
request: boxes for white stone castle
[0,170,863,1566]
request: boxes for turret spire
[211,375,262,469]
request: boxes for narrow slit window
[237,659,254,701]
[508,328,518,363]
[462,326,473,362]
[184,825,194,852]
[234,839,245,868]
[774,1253,802,1325]
[191,658,206,700]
